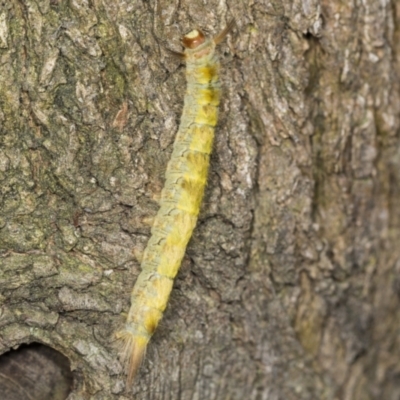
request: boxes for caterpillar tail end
[116,330,149,386]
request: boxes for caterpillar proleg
[116,20,234,385]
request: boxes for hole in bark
[0,342,73,400]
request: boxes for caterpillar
[116,20,234,385]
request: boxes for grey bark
[0,0,399,399]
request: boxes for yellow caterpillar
[116,21,234,385]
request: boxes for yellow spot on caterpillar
[195,105,218,126]
[186,124,215,154]
[199,65,218,83]
[197,88,221,106]
[116,20,234,386]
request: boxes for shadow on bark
[0,342,73,400]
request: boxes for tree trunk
[0,0,399,399]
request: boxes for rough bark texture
[0,0,399,399]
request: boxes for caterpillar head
[182,29,206,49]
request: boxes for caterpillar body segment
[116,21,233,385]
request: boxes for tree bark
[0,0,399,399]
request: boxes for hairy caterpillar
[116,20,234,385]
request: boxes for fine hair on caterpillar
[115,19,235,387]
